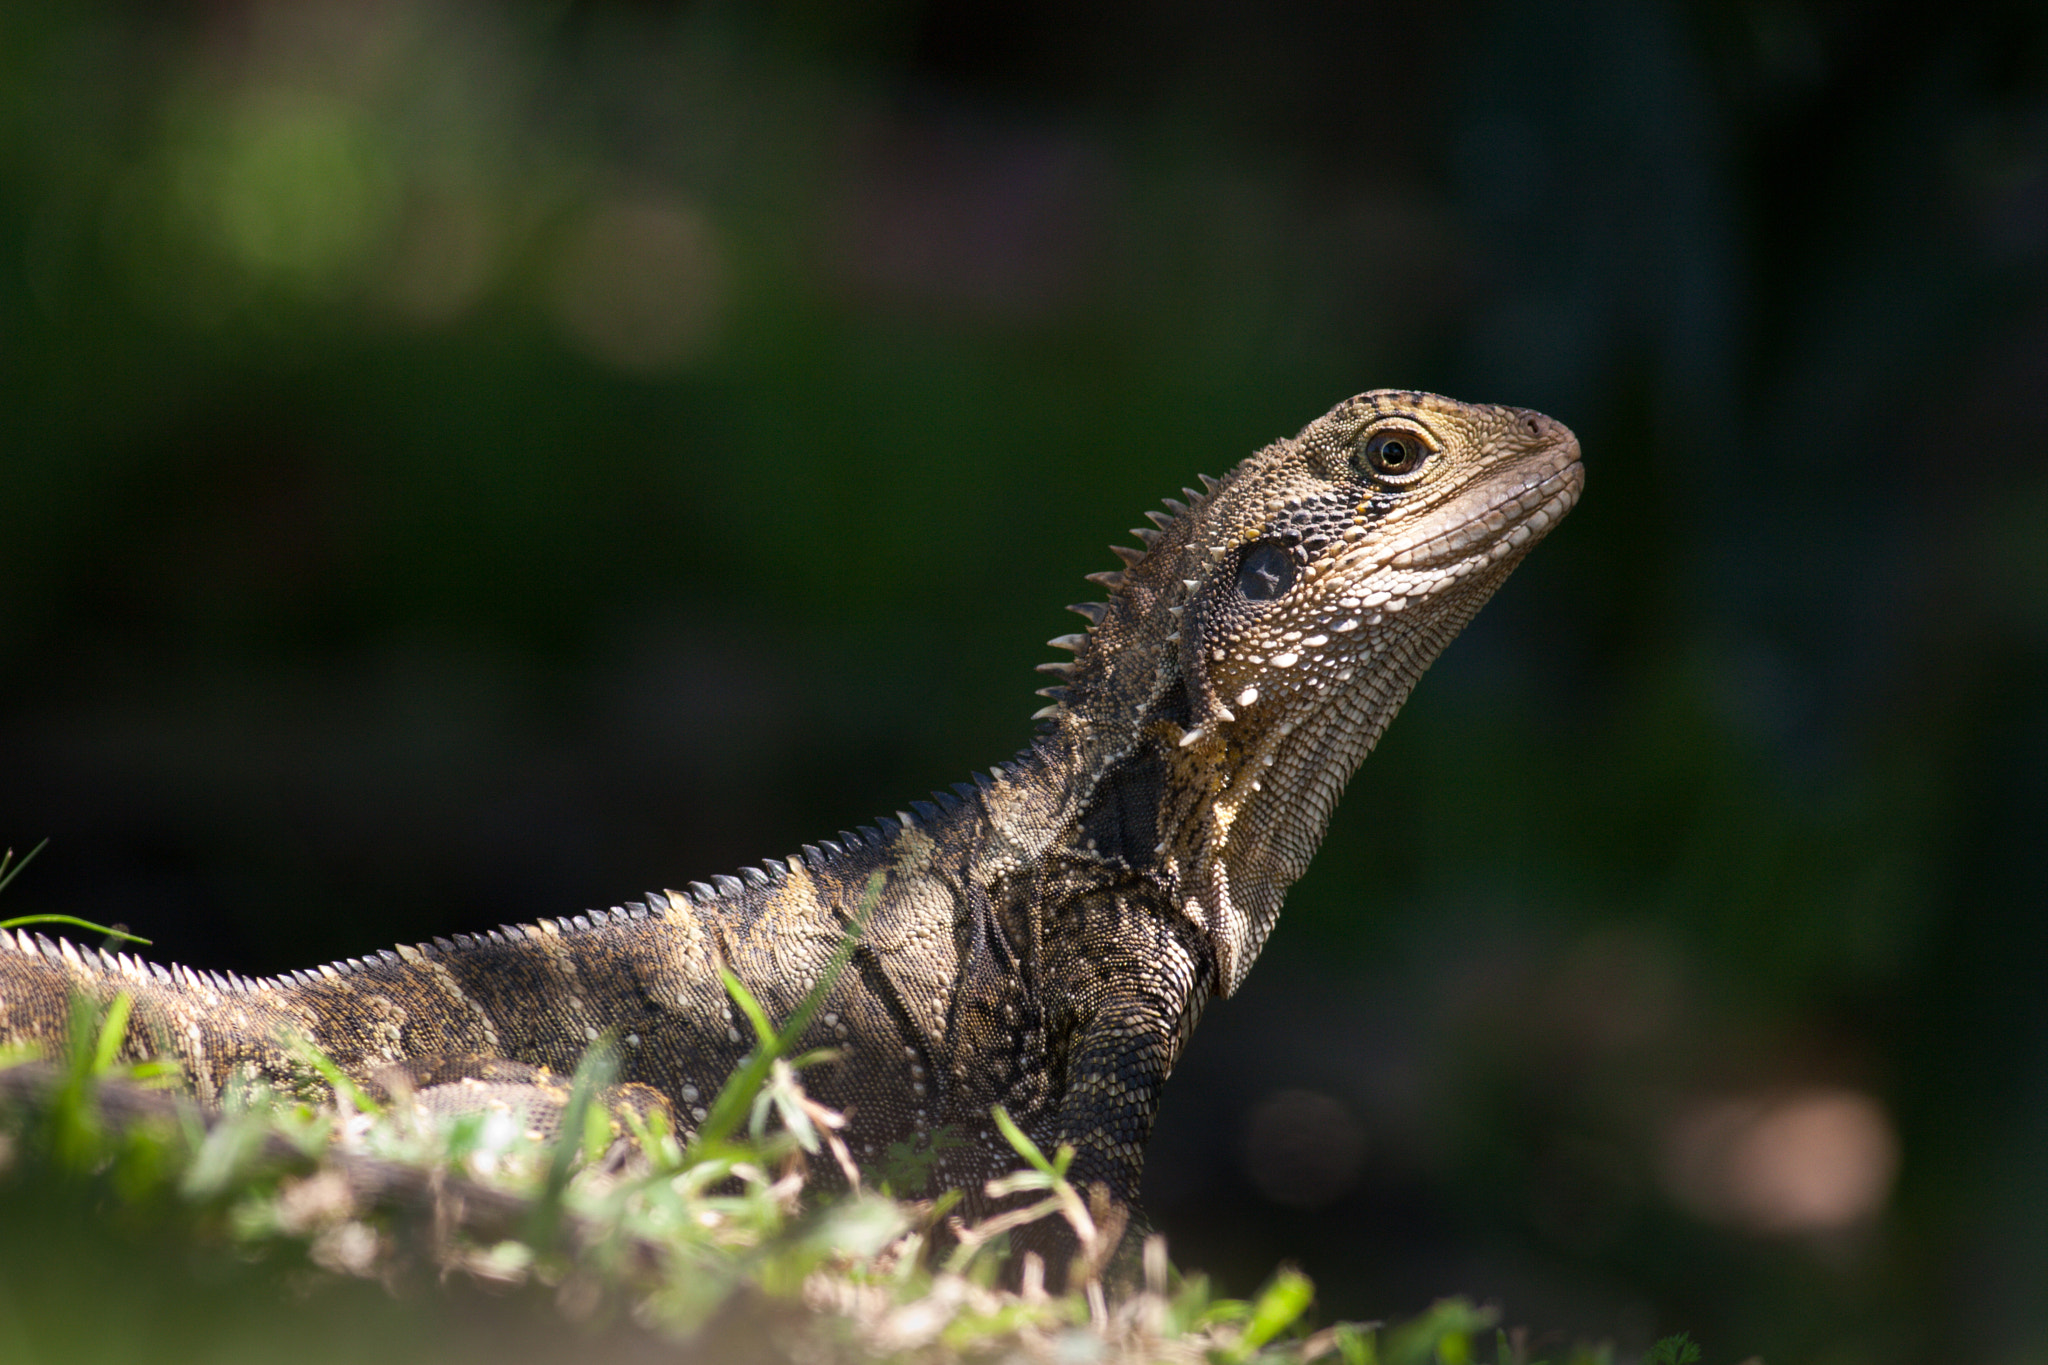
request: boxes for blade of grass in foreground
[1,839,153,945]
[688,872,880,1157]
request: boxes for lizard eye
[1234,539,1296,602]
[1357,429,1431,481]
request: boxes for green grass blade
[528,1043,619,1252]
[0,913,152,947]
[282,1032,381,1116]
[91,993,134,1075]
[1,840,152,944]
[989,1104,1058,1178]
[0,838,48,897]
[725,970,779,1047]
[688,872,879,1156]
[1232,1266,1314,1355]
[1644,1333,1701,1365]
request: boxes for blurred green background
[2,1,2044,1360]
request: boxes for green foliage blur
[1,2,2044,1362]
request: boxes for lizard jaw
[1377,440,1584,572]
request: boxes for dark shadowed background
[3,2,2045,1361]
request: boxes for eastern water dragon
[0,390,1581,1273]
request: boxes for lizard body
[0,390,1580,1264]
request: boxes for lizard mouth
[1379,439,1584,573]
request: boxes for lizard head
[1039,390,1582,996]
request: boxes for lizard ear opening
[1179,534,1307,737]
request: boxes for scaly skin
[0,390,1581,1272]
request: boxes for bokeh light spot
[1660,1088,1899,1236]
[1240,1089,1367,1209]
[175,93,398,292]
[547,198,723,373]
[380,182,502,326]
